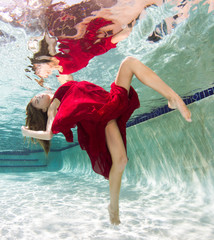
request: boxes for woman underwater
[22,56,192,225]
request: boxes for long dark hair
[25,101,50,154]
[29,37,52,65]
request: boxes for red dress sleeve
[52,81,77,142]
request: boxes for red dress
[55,18,117,74]
[51,81,140,179]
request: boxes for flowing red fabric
[54,18,117,74]
[51,81,140,179]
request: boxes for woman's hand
[21,126,53,140]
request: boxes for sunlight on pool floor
[0,172,213,240]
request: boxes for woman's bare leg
[115,57,192,122]
[105,57,191,225]
[105,120,128,225]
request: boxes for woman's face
[34,63,53,78]
[31,93,52,111]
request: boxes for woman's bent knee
[122,56,136,65]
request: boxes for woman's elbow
[47,132,53,140]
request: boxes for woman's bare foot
[108,204,121,225]
[168,95,192,122]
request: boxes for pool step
[0,156,48,172]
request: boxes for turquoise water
[0,0,214,239]
[1,97,214,239]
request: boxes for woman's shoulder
[48,98,60,116]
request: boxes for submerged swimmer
[22,56,192,225]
